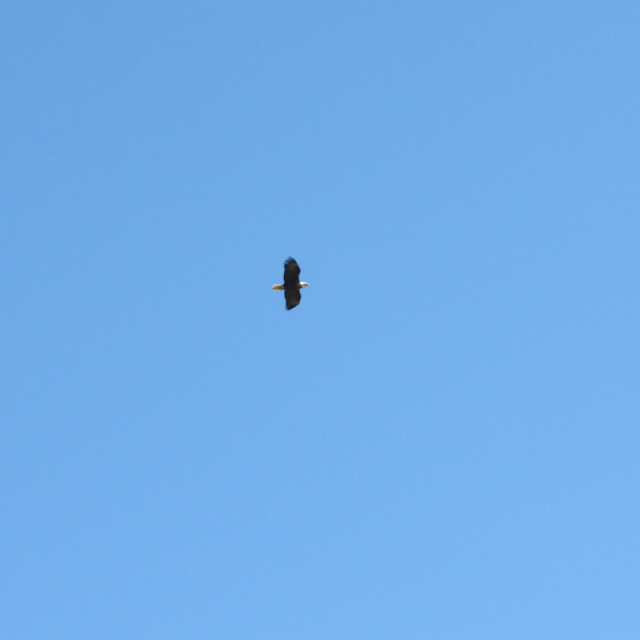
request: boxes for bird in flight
[272,257,309,310]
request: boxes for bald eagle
[272,257,309,310]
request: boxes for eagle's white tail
[272,284,285,290]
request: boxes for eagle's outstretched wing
[283,257,301,286]
[284,287,302,310]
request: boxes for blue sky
[2,1,639,638]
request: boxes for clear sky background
[2,2,639,638]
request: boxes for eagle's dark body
[283,257,302,310]
[273,257,309,310]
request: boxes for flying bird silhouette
[272,257,309,310]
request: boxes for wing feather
[285,287,301,310]
[283,257,301,286]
